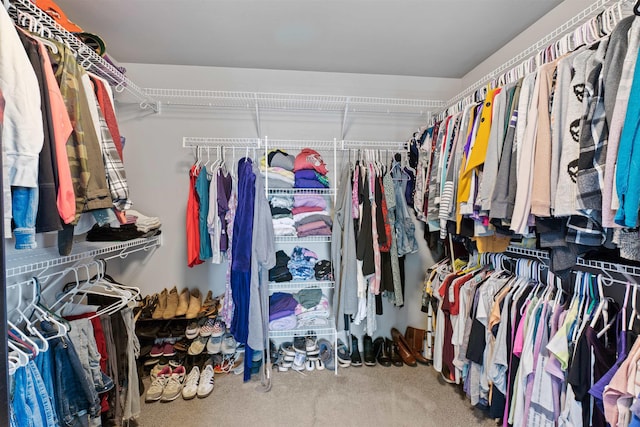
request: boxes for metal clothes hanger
[634,0,640,16]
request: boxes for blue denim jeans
[35,351,58,426]
[11,361,55,427]
[40,321,100,427]
[12,186,38,249]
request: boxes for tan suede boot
[163,286,179,319]
[176,288,190,317]
[200,290,217,316]
[152,289,167,319]
[185,288,202,319]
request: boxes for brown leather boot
[390,328,416,367]
[405,326,430,365]
[152,289,167,319]
[185,289,202,319]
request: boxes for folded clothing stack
[314,260,333,281]
[269,292,299,331]
[87,223,161,242]
[270,195,296,237]
[261,150,296,188]
[269,250,293,283]
[268,289,332,331]
[295,295,331,327]
[292,195,331,237]
[126,209,162,233]
[293,148,329,189]
[287,246,318,281]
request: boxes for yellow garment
[473,234,511,253]
[455,105,479,232]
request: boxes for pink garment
[293,194,327,209]
[603,336,640,426]
[291,206,325,215]
[352,165,360,219]
[38,41,75,224]
[369,164,381,294]
[297,225,331,237]
[512,301,530,358]
[296,220,330,234]
[294,148,328,175]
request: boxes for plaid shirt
[569,39,609,246]
[95,101,132,211]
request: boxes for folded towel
[269,314,297,331]
[293,194,327,209]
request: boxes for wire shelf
[265,139,336,150]
[269,320,336,339]
[340,140,408,151]
[441,0,631,114]
[576,258,640,279]
[5,235,162,278]
[275,235,332,244]
[144,88,441,115]
[269,281,335,292]
[182,137,262,149]
[8,0,158,111]
[505,245,550,261]
[267,188,334,196]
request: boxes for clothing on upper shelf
[420,16,640,270]
[0,6,136,254]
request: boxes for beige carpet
[138,364,498,427]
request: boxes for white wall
[113,64,459,339]
[447,0,621,101]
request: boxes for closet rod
[6,0,159,112]
[438,0,632,116]
[182,137,262,149]
[576,258,640,282]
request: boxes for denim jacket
[391,161,418,257]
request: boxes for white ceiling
[56,0,563,79]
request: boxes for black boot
[374,337,391,367]
[350,334,363,367]
[363,335,376,366]
[387,338,403,367]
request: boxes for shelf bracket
[254,93,262,138]
[340,97,350,141]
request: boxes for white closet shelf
[576,258,640,278]
[340,140,408,151]
[182,137,262,149]
[275,236,332,244]
[268,319,336,339]
[505,245,550,260]
[143,88,443,115]
[5,235,162,278]
[267,188,335,196]
[265,139,336,150]
[269,280,335,292]
[8,0,158,111]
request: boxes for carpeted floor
[138,364,498,427]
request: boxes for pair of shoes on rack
[150,340,176,358]
[152,287,179,319]
[145,365,186,402]
[181,362,215,400]
[176,287,204,319]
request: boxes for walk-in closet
[5,0,640,426]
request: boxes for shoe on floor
[305,358,315,372]
[145,366,171,402]
[305,332,319,359]
[161,366,186,402]
[176,288,190,317]
[150,362,168,381]
[188,336,208,356]
[185,288,202,319]
[163,286,179,319]
[292,350,306,371]
[197,364,215,398]
[374,337,391,367]
[182,366,200,400]
[350,335,363,367]
[152,289,167,320]
[336,339,351,367]
[281,341,295,361]
[293,336,306,354]
[317,338,335,371]
[363,334,376,366]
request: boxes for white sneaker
[145,366,171,402]
[181,366,200,400]
[305,359,315,372]
[292,351,306,371]
[161,366,186,402]
[197,364,215,398]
